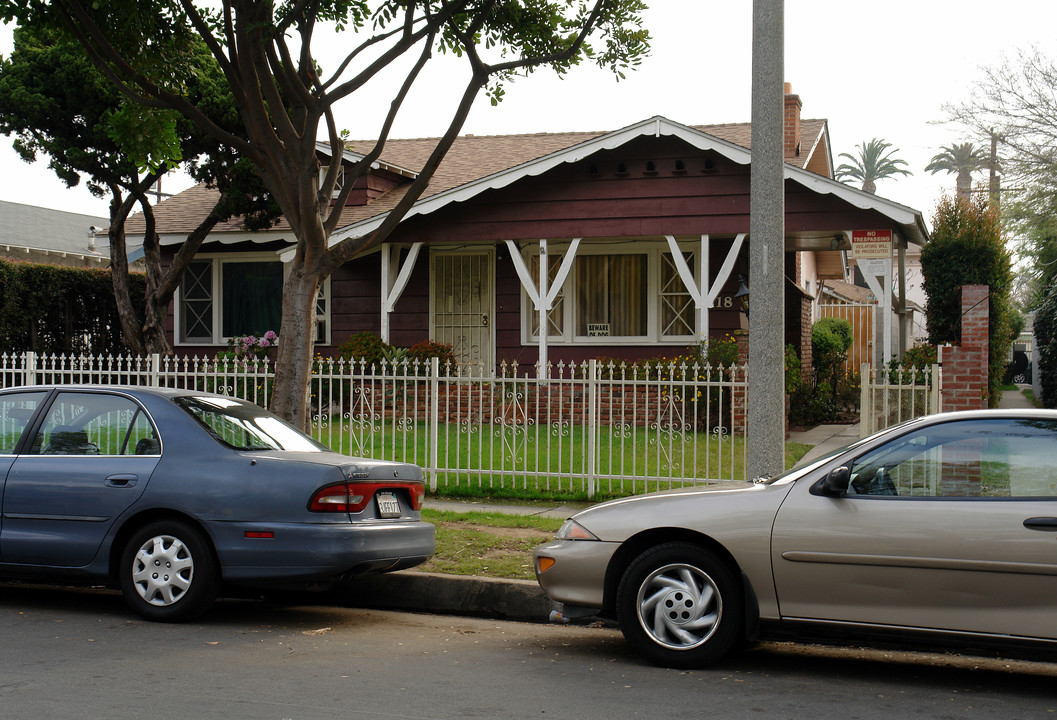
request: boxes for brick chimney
[784,82,802,158]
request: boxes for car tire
[119,520,219,622]
[616,542,743,668]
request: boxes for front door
[431,251,494,369]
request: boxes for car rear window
[174,396,327,452]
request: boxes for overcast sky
[1,1,1054,226]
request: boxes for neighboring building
[140,87,929,372]
[0,199,145,269]
[0,200,110,268]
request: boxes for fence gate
[818,302,874,373]
[860,363,941,437]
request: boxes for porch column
[664,233,746,343]
[505,238,580,378]
[379,242,422,344]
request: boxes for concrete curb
[340,571,552,623]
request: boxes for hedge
[0,258,144,355]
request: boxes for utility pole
[988,128,1001,209]
[748,1,786,479]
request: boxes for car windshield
[174,396,327,452]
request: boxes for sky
[1,1,1054,226]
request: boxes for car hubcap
[636,563,720,650]
[131,534,194,607]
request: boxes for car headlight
[555,518,599,541]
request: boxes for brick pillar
[940,285,990,411]
[731,331,749,434]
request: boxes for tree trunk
[108,195,146,356]
[269,259,322,428]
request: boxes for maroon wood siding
[163,133,907,366]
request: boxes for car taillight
[308,481,425,513]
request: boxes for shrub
[0,258,145,355]
[1036,284,1057,408]
[921,193,1015,407]
[407,339,458,368]
[337,331,389,366]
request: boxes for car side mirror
[817,466,851,497]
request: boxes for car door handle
[105,474,139,488]
[1023,517,1057,531]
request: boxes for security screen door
[430,252,493,369]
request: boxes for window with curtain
[177,256,333,346]
[221,261,284,338]
[575,254,647,337]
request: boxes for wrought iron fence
[0,352,749,498]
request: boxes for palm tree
[925,143,989,200]
[834,138,912,194]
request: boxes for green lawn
[311,417,812,501]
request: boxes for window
[576,254,648,337]
[0,392,47,454]
[31,392,158,456]
[177,255,331,346]
[848,418,1057,498]
[523,242,698,344]
[529,253,565,337]
[175,395,325,452]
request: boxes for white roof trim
[276,115,927,261]
[314,141,418,179]
[158,230,296,247]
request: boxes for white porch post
[505,238,580,379]
[665,233,746,343]
[379,242,422,344]
[538,239,549,374]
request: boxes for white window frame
[175,252,331,346]
[520,240,699,346]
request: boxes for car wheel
[1014,373,1026,384]
[616,542,743,668]
[119,520,218,622]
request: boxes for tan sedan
[534,410,1057,667]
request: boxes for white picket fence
[859,363,942,437]
[0,351,750,498]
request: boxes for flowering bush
[229,331,278,361]
[215,331,278,368]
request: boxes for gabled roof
[147,114,927,252]
[316,116,926,255]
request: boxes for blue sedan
[0,385,434,621]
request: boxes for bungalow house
[144,87,928,375]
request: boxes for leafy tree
[920,193,1016,407]
[925,142,988,200]
[7,0,650,426]
[1034,283,1057,408]
[0,23,279,355]
[834,138,912,194]
[943,47,1057,307]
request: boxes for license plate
[376,491,401,518]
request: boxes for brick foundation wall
[940,285,990,412]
